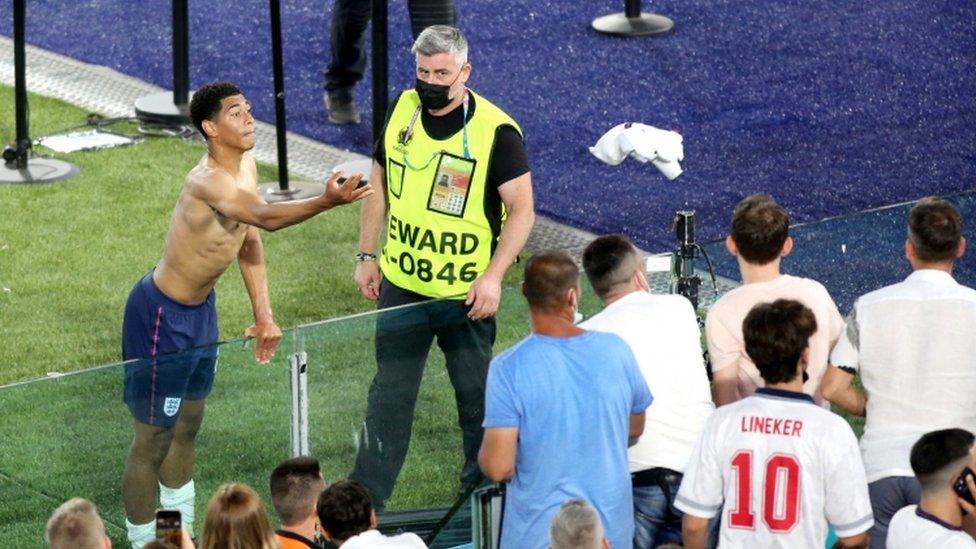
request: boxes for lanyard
[460,89,470,159]
[398,89,471,171]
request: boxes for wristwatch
[355,252,377,262]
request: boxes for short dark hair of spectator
[743,299,817,385]
[522,251,580,312]
[910,428,975,493]
[550,498,604,549]
[730,194,790,265]
[582,235,642,300]
[189,81,242,140]
[316,479,373,543]
[908,197,963,262]
[270,456,326,527]
[200,483,278,549]
[45,498,106,549]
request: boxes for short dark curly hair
[316,479,372,542]
[188,81,242,139]
[743,299,817,385]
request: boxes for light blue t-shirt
[483,331,653,549]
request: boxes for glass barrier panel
[0,333,294,547]
[296,279,611,544]
[700,190,976,314]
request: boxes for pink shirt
[705,274,844,406]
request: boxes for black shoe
[325,93,360,125]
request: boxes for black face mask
[415,78,453,111]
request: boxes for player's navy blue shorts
[122,272,218,428]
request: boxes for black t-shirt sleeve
[487,125,531,190]
[373,91,405,168]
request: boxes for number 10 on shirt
[729,450,801,533]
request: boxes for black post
[13,0,29,169]
[269,0,290,191]
[257,0,317,200]
[625,0,641,18]
[1,0,80,183]
[172,0,189,107]
[371,0,389,143]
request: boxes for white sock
[159,479,195,535]
[126,518,155,549]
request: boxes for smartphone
[155,509,182,545]
[954,467,975,506]
[337,175,368,189]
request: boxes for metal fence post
[289,351,309,457]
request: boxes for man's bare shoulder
[185,157,236,200]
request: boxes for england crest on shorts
[163,397,182,417]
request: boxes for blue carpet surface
[3,0,974,252]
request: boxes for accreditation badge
[427,153,477,217]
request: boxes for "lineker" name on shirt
[740,415,804,437]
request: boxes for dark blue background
[3,0,974,309]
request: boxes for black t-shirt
[373,91,531,190]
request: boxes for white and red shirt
[676,388,873,547]
[887,505,976,548]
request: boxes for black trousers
[350,280,494,506]
[325,0,456,98]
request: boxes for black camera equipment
[671,210,717,311]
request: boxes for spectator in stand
[45,498,111,549]
[316,479,427,548]
[580,234,714,548]
[478,251,652,549]
[822,197,976,548]
[887,428,976,548]
[549,499,610,549]
[270,456,327,549]
[199,483,277,549]
[706,194,844,406]
[677,300,873,548]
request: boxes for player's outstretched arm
[820,365,866,416]
[238,226,281,364]
[192,170,372,232]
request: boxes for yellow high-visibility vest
[381,88,521,298]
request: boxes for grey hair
[411,25,468,66]
[550,499,605,549]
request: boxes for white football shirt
[676,388,873,547]
[886,505,976,548]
